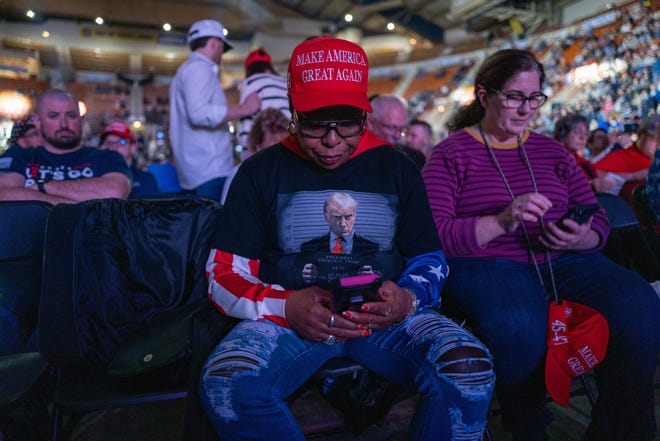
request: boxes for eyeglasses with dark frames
[297,118,365,139]
[489,88,548,109]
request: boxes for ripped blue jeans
[199,310,495,441]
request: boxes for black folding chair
[596,192,660,281]
[32,198,223,440]
[631,185,660,255]
[0,200,53,353]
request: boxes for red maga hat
[545,300,609,407]
[245,48,272,70]
[100,120,136,143]
[287,36,372,113]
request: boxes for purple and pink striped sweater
[422,127,609,263]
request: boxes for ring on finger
[324,334,338,345]
[384,305,391,317]
[328,314,335,328]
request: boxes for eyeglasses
[103,138,129,147]
[297,119,365,139]
[372,117,406,133]
[489,88,548,109]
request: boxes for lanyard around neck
[478,124,559,303]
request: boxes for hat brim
[221,37,234,52]
[187,34,233,52]
[291,90,372,113]
[545,350,572,407]
[101,130,136,143]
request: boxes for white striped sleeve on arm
[206,248,291,328]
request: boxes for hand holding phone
[557,203,600,231]
[330,274,382,313]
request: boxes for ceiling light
[387,22,395,31]
[95,17,104,25]
[26,10,35,19]
[162,23,172,31]
[0,91,31,120]
[42,31,50,38]
[344,13,353,23]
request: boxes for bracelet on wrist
[391,288,420,327]
[403,288,419,319]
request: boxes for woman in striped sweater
[422,49,659,441]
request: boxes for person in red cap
[199,36,495,441]
[236,47,291,150]
[593,115,659,202]
[169,19,261,202]
[99,120,159,199]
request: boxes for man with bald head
[366,95,408,145]
[367,95,427,168]
[0,89,131,205]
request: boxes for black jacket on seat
[38,197,222,366]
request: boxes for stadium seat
[34,198,224,439]
[596,192,660,281]
[0,201,52,440]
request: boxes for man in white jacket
[169,19,261,201]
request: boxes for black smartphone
[330,274,382,313]
[557,203,600,230]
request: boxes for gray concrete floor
[67,366,660,441]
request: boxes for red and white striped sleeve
[205,248,292,328]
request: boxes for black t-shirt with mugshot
[215,134,441,290]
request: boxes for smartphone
[330,274,382,313]
[557,203,600,230]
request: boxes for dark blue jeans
[199,310,495,441]
[443,253,660,441]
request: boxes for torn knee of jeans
[449,408,488,440]
[437,346,492,374]
[208,355,263,378]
